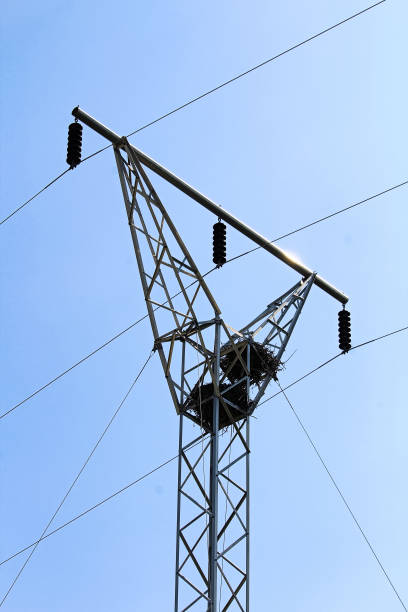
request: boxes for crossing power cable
[258,325,408,408]
[0,0,386,227]
[1,325,406,571]
[0,352,153,608]
[277,382,407,611]
[2,178,406,422]
[224,179,408,267]
[1,179,406,420]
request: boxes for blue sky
[1,1,407,610]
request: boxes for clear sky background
[1,1,407,610]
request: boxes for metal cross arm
[71,107,349,305]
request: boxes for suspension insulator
[213,221,226,267]
[338,309,351,352]
[66,122,83,168]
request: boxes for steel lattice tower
[72,107,348,611]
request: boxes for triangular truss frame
[113,138,316,611]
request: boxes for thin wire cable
[0,352,153,608]
[0,0,386,227]
[0,318,147,420]
[259,325,408,408]
[125,1,385,138]
[0,169,71,226]
[3,179,406,422]
[2,324,406,570]
[224,179,408,266]
[0,434,209,568]
[0,275,204,421]
[277,381,407,611]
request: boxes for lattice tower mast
[71,107,348,611]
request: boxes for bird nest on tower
[220,341,282,386]
[183,381,250,432]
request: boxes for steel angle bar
[218,471,247,496]
[179,523,208,565]
[182,432,209,452]
[147,299,195,320]
[217,566,246,612]
[181,453,211,505]
[145,272,165,290]
[125,141,221,316]
[178,573,210,602]
[218,533,248,559]
[220,554,246,577]
[180,510,207,534]
[218,422,246,463]
[130,224,165,247]
[217,401,249,452]
[178,531,209,586]
[182,592,207,612]
[217,489,247,536]
[216,561,246,610]
[238,280,302,335]
[181,442,211,488]
[180,490,208,514]
[218,452,248,475]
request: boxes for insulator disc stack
[338,309,351,352]
[213,221,226,267]
[66,122,83,168]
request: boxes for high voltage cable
[1,325,406,571]
[0,169,71,226]
[278,382,407,611]
[0,352,153,608]
[0,437,207,568]
[0,0,386,227]
[2,178,406,422]
[258,326,408,407]
[224,180,408,266]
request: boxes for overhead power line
[259,325,408,407]
[0,169,71,226]
[0,352,153,608]
[278,382,407,611]
[0,318,148,420]
[0,0,386,227]
[225,180,408,266]
[2,178,406,422]
[1,324,406,571]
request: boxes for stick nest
[184,382,250,431]
[220,341,282,386]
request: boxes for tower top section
[72,106,348,305]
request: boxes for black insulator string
[0,1,386,227]
[338,309,352,352]
[66,122,83,168]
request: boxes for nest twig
[183,381,250,431]
[221,341,282,386]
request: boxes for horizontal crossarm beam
[72,106,349,304]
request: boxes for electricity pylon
[71,107,348,611]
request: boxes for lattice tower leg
[175,321,250,611]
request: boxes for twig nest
[183,382,250,431]
[220,341,282,386]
